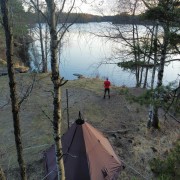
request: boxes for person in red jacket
[104,78,111,99]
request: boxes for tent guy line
[120,159,149,180]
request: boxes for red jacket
[104,80,111,89]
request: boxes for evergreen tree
[143,0,180,128]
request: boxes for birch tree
[0,0,27,179]
[45,1,76,179]
[24,0,76,179]
[45,1,66,178]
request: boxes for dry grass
[0,73,179,179]
[0,59,6,66]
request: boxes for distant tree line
[24,11,118,24]
[24,11,154,25]
[112,12,154,25]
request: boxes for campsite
[0,0,180,180]
[0,75,179,179]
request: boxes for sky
[71,0,117,15]
[23,0,145,16]
[66,0,145,15]
[23,0,118,16]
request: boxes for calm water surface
[30,23,180,87]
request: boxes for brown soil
[0,74,179,180]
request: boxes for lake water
[29,22,180,87]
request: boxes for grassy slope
[0,74,106,179]
[0,73,179,179]
[0,29,6,61]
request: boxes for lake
[29,22,180,87]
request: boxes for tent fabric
[44,121,122,180]
[62,123,91,180]
[43,145,58,180]
[82,123,121,180]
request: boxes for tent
[44,118,122,180]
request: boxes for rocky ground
[0,74,179,180]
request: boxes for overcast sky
[64,0,118,15]
[67,0,145,15]
[23,0,144,16]
[23,0,118,15]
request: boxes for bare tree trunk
[37,0,47,73]
[132,24,140,87]
[0,167,6,180]
[135,24,141,87]
[45,23,48,69]
[0,0,27,179]
[139,66,144,86]
[143,67,148,88]
[143,25,155,88]
[147,23,158,128]
[151,22,159,89]
[132,1,140,87]
[45,0,65,179]
[152,24,169,128]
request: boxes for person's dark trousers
[104,88,110,99]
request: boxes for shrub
[149,140,180,180]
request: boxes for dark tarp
[44,145,58,180]
[44,121,122,180]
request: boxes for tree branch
[168,113,180,123]
[29,0,50,26]
[18,74,36,107]
[0,98,10,109]
[41,107,53,122]
[59,77,68,87]
[141,0,152,9]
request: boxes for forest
[0,0,180,180]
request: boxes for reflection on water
[29,22,180,87]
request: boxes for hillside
[0,74,179,179]
[0,28,30,75]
